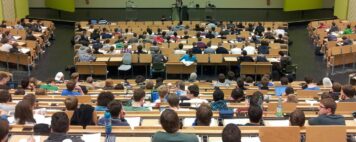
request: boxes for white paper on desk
[81,133,101,142]
[223,119,250,126]
[13,36,21,40]
[241,137,261,142]
[264,120,289,126]
[19,136,41,142]
[125,117,141,128]
[19,48,30,54]
[34,114,51,125]
[305,100,318,106]
[181,60,194,66]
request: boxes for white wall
[29,0,335,8]
[347,0,356,21]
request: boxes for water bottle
[104,111,112,135]
[151,88,159,102]
[276,96,283,117]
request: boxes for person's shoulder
[178,133,199,141]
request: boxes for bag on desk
[219,109,234,118]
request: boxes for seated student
[175,81,187,96]
[61,81,84,96]
[237,50,254,65]
[156,85,169,104]
[309,98,345,125]
[166,94,180,111]
[289,110,305,127]
[39,78,59,91]
[211,89,228,111]
[0,89,14,113]
[222,124,241,142]
[98,101,129,126]
[193,104,213,126]
[191,42,202,54]
[214,74,231,87]
[341,36,353,46]
[329,82,341,101]
[216,42,229,54]
[230,88,245,103]
[23,94,37,108]
[152,109,199,142]
[302,77,320,90]
[124,88,150,111]
[64,97,78,111]
[180,49,197,62]
[174,43,186,54]
[339,85,356,102]
[44,112,84,142]
[185,85,208,108]
[95,91,115,111]
[285,86,294,96]
[248,91,264,107]
[257,40,270,54]
[259,78,269,90]
[245,105,264,126]
[286,94,298,103]
[0,72,10,90]
[15,101,36,124]
[0,119,9,141]
[102,79,115,90]
[35,88,46,96]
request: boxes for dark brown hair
[222,124,241,142]
[320,98,337,114]
[289,110,305,127]
[196,104,212,126]
[133,88,146,102]
[64,97,78,111]
[160,109,180,133]
[15,101,36,124]
[97,91,115,107]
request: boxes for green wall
[15,0,29,19]
[30,0,334,8]
[284,0,323,11]
[45,0,75,12]
[0,1,3,21]
[334,0,348,19]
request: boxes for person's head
[21,78,30,89]
[248,105,263,124]
[135,75,145,85]
[64,97,78,111]
[285,86,294,95]
[321,92,332,100]
[107,100,124,118]
[278,51,285,57]
[137,45,143,51]
[97,91,115,107]
[287,95,298,103]
[319,98,336,115]
[218,73,226,83]
[227,71,235,81]
[167,94,179,108]
[242,50,247,56]
[160,109,180,133]
[231,88,245,102]
[188,72,197,82]
[178,43,183,50]
[222,124,241,142]
[86,76,93,84]
[105,79,114,88]
[289,110,305,127]
[260,77,269,88]
[66,80,76,91]
[71,72,80,82]
[133,88,146,105]
[196,104,212,126]
[51,112,69,133]
[0,119,9,142]
[187,84,199,98]
[332,82,342,93]
[213,88,224,102]
[249,91,264,107]
[304,76,313,84]
[145,80,154,89]
[0,89,11,103]
[35,88,46,96]
[341,84,355,99]
[0,72,10,85]
[176,81,185,90]
[23,94,36,108]
[15,100,35,124]
[322,77,333,88]
[114,83,124,90]
[14,89,25,95]
[157,85,169,99]
[280,77,289,85]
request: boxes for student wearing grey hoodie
[308,98,345,125]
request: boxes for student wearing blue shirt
[303,77,320,90]
[180,49,197,62]
[61,81,83,96]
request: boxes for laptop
[274,86,287,96]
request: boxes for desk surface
[110,57,123,62]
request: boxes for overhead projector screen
[45,0,75,12]
[284,0,323,11]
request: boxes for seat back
[122,53,132,65]
[259,126,300,142]
[306,126,346,142]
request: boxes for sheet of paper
[264,120,290,126]
[81,133,101,142]
[34,114,51,125]
[223,119,250,126]
[125,117,141,128]
[241,137,261,142]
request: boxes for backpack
[70,104,95,128]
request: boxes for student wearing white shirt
[242,42,256,55]
[185,85,208,108]
[230,44,242,54]
[174,43,186,54]
[0,38,12,52]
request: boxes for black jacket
[44,133,84,142]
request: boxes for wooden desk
[165,63,197,79]
[96,57,110,62]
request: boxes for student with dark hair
[309,98,345,125]
[0,89,14,113]
[180,49,197,62]
[289,110,305,127]
[303,76,320,90]
[45,112,84,142]
[249,91,264,107]
[230,88,245,102]
[15,101,36,124]
[211,89,228,111]
[285,86,294,96]
[95,91,115,111]
[167,94,180,111]
[61,81,84,96]
[64,97,78,111]
[23,94,37,108]
[0,119,9,142]
[194,104,213,126]
[124,88,150,111]
[280,77,289,86]
[329,82,342,100]
[186,85,208,107]
[214,73,231,87]
[257,40,270,54]
[222,124,241,142]
[98,101,129,126]
[152,109,198,142]
[0,72,10,90]
[339,85,356,102]
[245,105,263,126]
